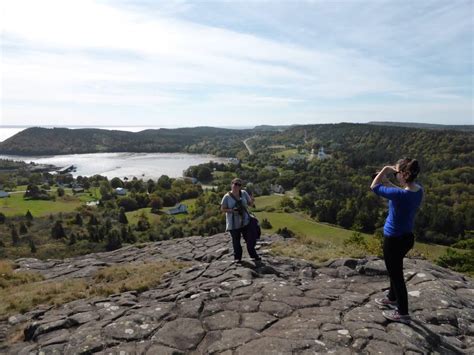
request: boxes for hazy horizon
[2,0,473,127]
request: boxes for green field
[254,195,287,209]
[255,211,366,244]
[0,188,98,217]
[253,211,451,263]
[272,149,298,158]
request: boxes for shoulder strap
[228,191,239,202]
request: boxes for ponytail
[397,158,420,182]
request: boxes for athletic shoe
[375,297,398,309]
[382,310,411,324]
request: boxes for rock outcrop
[1,234,473,354]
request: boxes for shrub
[344,231,368,248]
[260,218,272,229]
[276,227,295,239]
[437,248,474,274]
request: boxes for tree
[51,220,66,239]
[75,213,83,226]
[57,187,65,197]
[147,179,156,194]
[69,233,77,245]
[150,196,163,213]
[99,181,113,200]
[105,229,122,251]
[157,175,172,189]
[118,208,128,224]
[197,166,212,182]
[88,215,99,225]
[261,218,272,229]
[11,225,19,246]
[110,177,124,189]
[19,222,28,235]
[136,212,150,231]
[25,210,34,221]
[29,238,37,253]
[118,197,139,212]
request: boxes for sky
[1,0,473,127]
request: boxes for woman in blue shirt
[371,158,423,324]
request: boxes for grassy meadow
[0,259,187,320]
[0,188,99,217]
[254,210,452,264]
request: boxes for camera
[233,201,243,214]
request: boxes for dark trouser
[230,227,259,261]
[383,233,415,315]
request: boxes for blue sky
[1,0,473,127]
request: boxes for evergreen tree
[57,187,65,197]
[118,208,128,224]
[105,229,122,251]
[51,220,66,239]
[25,210,34,221]
[19,222,28,235]
[11,225,20,246]
[105,218,112,233]
[69,233,77,245]
[75,213,83,226]
[88,215,99,225]
[29,238,37,253]
[136,212,150,231]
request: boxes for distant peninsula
[0,126,253,156]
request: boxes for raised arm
[371,166,397,190]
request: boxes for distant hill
[0,126,253,156]
[368,121,474,132]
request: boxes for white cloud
[1,0,472,126]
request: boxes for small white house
[270,184,285,194]
[115,187,127,196]
[167,204,188,215]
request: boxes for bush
[276,227,295,239]
[260,218,272,229]
[437,248,474,274]
[344,231,367,248]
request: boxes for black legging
[230,227,259,261]
[383,233,415,315]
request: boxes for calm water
[0,152,229,179]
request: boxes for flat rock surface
[1,234,473,354]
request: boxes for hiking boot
[375,297,397,309]
[382,310,411,324]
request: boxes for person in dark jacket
[371,158,423,324]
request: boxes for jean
[230,227,259,261]
[383,233,415,315]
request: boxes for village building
[318,147,330,160]
[115,187,128,196]
[167,204,188,215]
[72,186,85,194]
[270,184,285,194]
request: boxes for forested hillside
[238,124,473,246]
[0,127,253,156]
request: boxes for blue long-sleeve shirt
[372,184,423,237]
